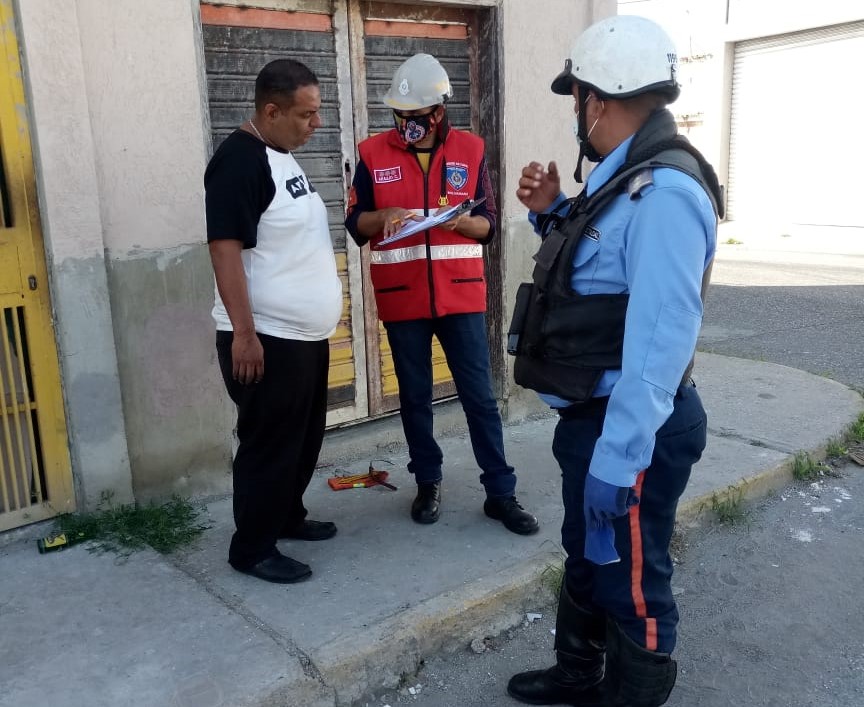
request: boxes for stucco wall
[19,0,234,503]
[498,0,615,416]
[72,0,233,499]
[16,0,134,509]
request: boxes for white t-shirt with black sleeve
[205,130,342,341]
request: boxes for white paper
[377,197,486,246]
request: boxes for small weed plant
[541,558,565,598]
[825,437,848,459]
[847,413,864,444]
[724,237,744,245]
[709,485,747,526]
[791,451,838,481]
[55,492,209,556]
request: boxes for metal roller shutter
[728,21,864,228]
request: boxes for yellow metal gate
[0,0,74,531]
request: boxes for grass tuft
[825,437,848,459]
[540,558,565,598]
[709,485,747,525]
[54,493,209,556]
[847,413,864,444]
[790,451,838,481]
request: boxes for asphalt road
[699,235,864,393]
[359,461,864,707]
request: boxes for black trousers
[216,331,329,568]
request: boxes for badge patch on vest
[446,163,469,192]
[584,225,601,241]
[374,167,403,184]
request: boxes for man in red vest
[345,53,538,535]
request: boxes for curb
[676,441,840,527]
[311,551,560,706]
[289,440,845,707]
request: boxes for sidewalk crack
[165,556,326,685]
[708,427,796,454]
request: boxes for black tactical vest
[507,110,724,402]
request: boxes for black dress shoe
[280,519,337,541]
[411,482,441,524]
[484,495,540,535]
[230,551,312,584]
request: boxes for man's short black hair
[255,59,319,110]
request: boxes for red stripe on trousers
[628,471,658,650]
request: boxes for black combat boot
[604,618,677,706]
[507,583,605,705]
[411,482,441,524]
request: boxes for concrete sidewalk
[1,353,861,707]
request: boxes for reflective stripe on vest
[370,244,483,265]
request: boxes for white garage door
[728,21,864,228]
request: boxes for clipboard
[377,197,487,246]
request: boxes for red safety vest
[358,128,488,322]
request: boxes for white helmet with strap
[551,15,680,103]
[383,53,453,110]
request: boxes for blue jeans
[553,383,707,653]
[384,313,516,497]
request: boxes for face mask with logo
[393,110,435,145]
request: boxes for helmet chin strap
[574,87,603,183]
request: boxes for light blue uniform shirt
[528,135,717,488]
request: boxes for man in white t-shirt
[205,59,343,584]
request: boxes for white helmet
[552,15,680,103]
[383,53,453,110]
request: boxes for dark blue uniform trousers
[384,312,517,497]
[553,383,707,654]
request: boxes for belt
[557,380,696,421]
[556,396,610,420]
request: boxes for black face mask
[393,110,436,145]
[574,86,603,183]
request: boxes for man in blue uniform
[506,15,723,707]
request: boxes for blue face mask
[393,110,436,144]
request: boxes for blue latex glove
[584,473,639,526]
[585,520,620,565]
[583,474,639,565]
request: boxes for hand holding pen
[380,207,420,238]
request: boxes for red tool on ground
[328,463,398,491]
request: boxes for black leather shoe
[484,495,540,535]
[411,482,441,524]
[279,519,337,541]
[230,551,312,584]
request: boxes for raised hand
[516,161,561,213]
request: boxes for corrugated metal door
[0,0,74,530]
[200,4,368,425]
[350,4,476,413]
[728,22,864,227]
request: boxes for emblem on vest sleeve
[446,163,469,191]
[374,166,403,184]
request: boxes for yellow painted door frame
[0,0,74,531]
